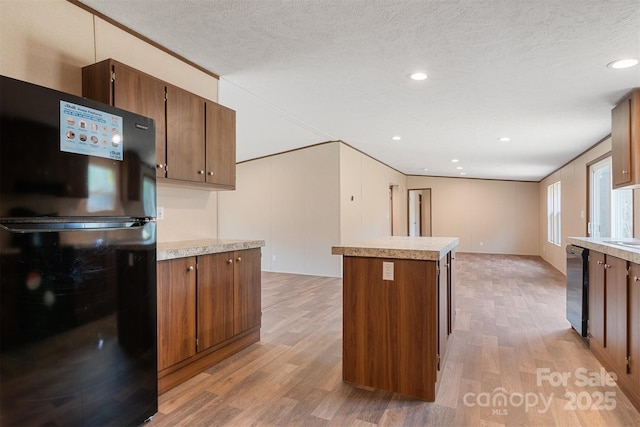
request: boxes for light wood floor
[149,253,640,426]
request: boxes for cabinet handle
[237,257,242,262]
[156,163,165,169]
[208,171,214,176]
[197,170,205,175]
[187,265,194,271]
[227,259,233,264]
[622,170,629,175]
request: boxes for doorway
[408,189,432,237]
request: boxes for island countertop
[157,238,265,261]
[331,236,458,261]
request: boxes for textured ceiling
[79,0,640,181]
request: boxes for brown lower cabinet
[627,262,640,410]
[157,248,261,393]
[588,251,640,412]
[342,252,454,400]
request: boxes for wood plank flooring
[149,253,640,426]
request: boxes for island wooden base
[158,327,260,394]
[342,254,453,400]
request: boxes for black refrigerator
[0,76,158,426]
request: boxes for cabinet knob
[198,170,205,175]
[208,171,214,176]
[604,264,611,269]
[187,265,194,271]
[227,259,233,264]
[597,260,604,265]
[622,170,629,175]
[634,276,640,282]
[237,257,242,262]
[156,163,165,169]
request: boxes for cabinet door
[612,95,632,188]
[629,263,640,387]
[588,251,606,347]
[166,86,205,182]
[112,63,167,178]
[205,102,236,188]
[233,249,262,335]
[612,90,640,189]
[606,256,628,373]
[157,258,197,370]
[83,60,167,178]
[197,253,234,351]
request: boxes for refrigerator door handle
[0,220,150,233]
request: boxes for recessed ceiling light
[607,58,639,69]
[451,159,459,163]
[460,172,466,176]
[392,135,401,141]
[423,168,428,172]
[410,72,428,81]
[456,166,463,170]
[498,137,511,142]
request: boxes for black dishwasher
[566,245,589,337]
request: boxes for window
[547,181,561,245]
[589,157,633,238]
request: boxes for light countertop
[567,237,640,264]
[332,236,458,261]
[157,239,265,261]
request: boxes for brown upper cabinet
[206,101,236,187]
[82,59,236,189]
[166,85,206,182]
[611,89,640,189]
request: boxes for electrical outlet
[157,206,165,220]
[383,262,394,281]
[272,255,276,262]
[479,241,484,247]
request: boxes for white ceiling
[79,0,639,181]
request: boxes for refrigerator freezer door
[0,76,156,219]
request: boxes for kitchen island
[332,236,458,400]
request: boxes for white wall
[339,144,408,244]
[219,142,341,276]
[219,141,407,277]
[1,0,220,244]
[407,176,539,255]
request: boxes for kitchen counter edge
[567,237,640,264]
[332,236,459,261]
[158,239,265,261]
